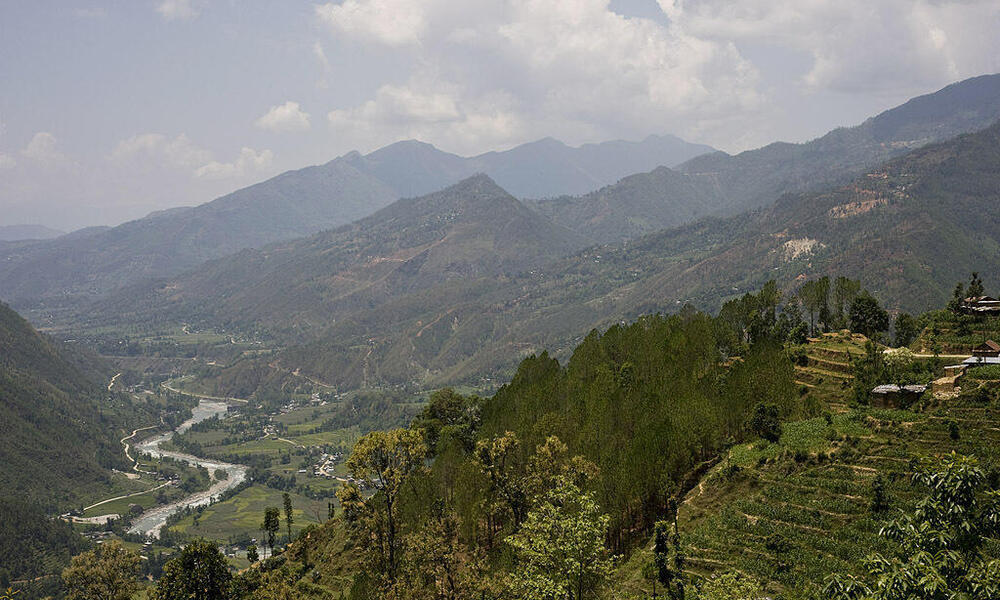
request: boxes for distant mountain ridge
[535,73,1000,243]
[0,133,711,307]
[0,224,65,241]
[92,175,587,335]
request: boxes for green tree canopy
[62,540,140,600]
[153,539,231,600]
[507,477,612,600]
[849,293,889,339]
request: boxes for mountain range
[83,102,1000,396]
[0,134,711,307]
[534,73,1000,243]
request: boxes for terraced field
[614,333,1000,599]
[792,332,866,413]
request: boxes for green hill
[0,301,147,509]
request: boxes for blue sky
[2,0,999,230]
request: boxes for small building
[973,340,1000,358]
[962,297,1000,316]
[871,384,927,408]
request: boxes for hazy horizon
[2,0,999,230]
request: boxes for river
[128,400,248,538]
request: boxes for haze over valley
[4,2,1000,599]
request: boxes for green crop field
[166,484,330,544]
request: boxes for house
[973,340,1000,358]
[962,297,1000,315]
[871,384,927,408]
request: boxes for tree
[870,475,889,514]
[153,540,231,600]
[346,428,427,585]
[799,277,830,336]
[246,544,259,564]
[824,453,1000,600]
[652,499,686,600]
[833,276,862,329]
[849,293,889,340]
[474,431,528,544]
[282,493,294,542]
[748,402,781,443]
[852,340,887,405]
[893,312,919,347]
[949,282,967,314]
[262,507,280,558]
[62,540,140,600]
[411,388,479,455]
[882,347,914,386]
[969,271,986,298]
[398,510,482,600]
[507,477,612,600]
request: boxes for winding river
[128,400,248,538]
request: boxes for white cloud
[112,133,271,180]
[195,147,274,180]
[112,133,213,170]
[314,0,1000,153]
[156,0,199,21]
[659,0,1000,94]
[317,0,762,153]
[21,132,66,163]
[255,101,311,133]
[315,0,426,46]
[0,153,14,169]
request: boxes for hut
[871,384,927,408]
[973,340,1000,358]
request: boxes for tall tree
[153,540,231,600]
[799,278,830,336]
[262,507,280,559]
[62,540,140,600]
[969,271,986,298]
[893,312,919,347]
[507,477,612,600]
[346,428,427,585]
[282,492,294,543]
[832,276,862,328]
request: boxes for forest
[50,274,1000,600]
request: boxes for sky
[1,0,999,231]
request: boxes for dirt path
[82,480,174,512]
[162,380,248,403]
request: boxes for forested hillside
[0,301,146,509]
[237,302,802,599]
[0,301,171,595]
